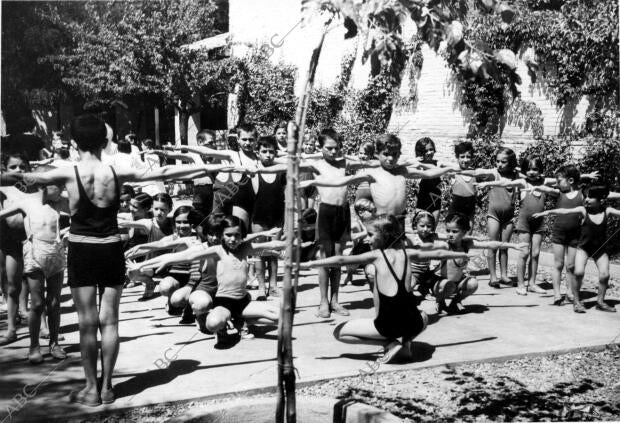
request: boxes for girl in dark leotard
[301,215,470,364]
[414,138,443,223]
[482,148,519,288]
[477,156,549,295]
[534,185,620,314]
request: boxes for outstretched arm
[300,173,373,189]
[405,166,454,180]
[475,178,526,190]
[135,244,220,273]
[118,163,233,183]
[606,206,620,217]
[244,227,282,242]
[124,237,195,259]
[608,191,620,201]
[530,184,560,195]
[472,240,529,251]
[0,205,25,220]
[406,249,469,260]
[171,144,233,161]
[533,206,585,219]
[299,250,379,269]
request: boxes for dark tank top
[374,249,421,339]
[578,212,607,255]
[70,166,120,237]
[554,191,583,232]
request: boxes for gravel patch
[299,344,620,422]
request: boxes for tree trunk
[178,107,190,145]
[276,17,332,423]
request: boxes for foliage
[235,46,297,135]
[464,0,618,135]
[39,0,238,143]
[0,1,77,124]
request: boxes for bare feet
[28,347,44,364]
[70,386,101,407]
[101,387,115,404]
[330,302,350,316]
[315,304,330,318]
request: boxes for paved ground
[1,251,619,422]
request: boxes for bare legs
[26,271,63,361]
[551,243,576,303]
[317,240,347,317]
[487,218,514,285]
[71,284,123,404]
[0,253,23,344]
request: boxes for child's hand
[266,227,282,238]
[517,242,529,252]
[298,261,312,270]
[582,171,600,180]
[125,246,141,259]
[532,212,545,219]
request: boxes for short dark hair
[197,130,216,143]
[555,164,580,183]
[14,115,37,133]
[318,128,342,147]
[221,214,247,238]
[236,123,257,139]
[257,135,277,151]
[496,147,518,171]
[2,151,30,168]
[520,155,545,173]
[445,212,471,232]
[117,140,132,154]
[173,205,201,227]
[142,139,154,149]
[57,147,70,160]
[359,141,375,157]
[132,192,153,210]
[152,193,173,210]
[414,137,436,158]
[454,141,474,157]
[584,184,609,201]
[273,121,288,134]
[70,114,107,153]
[369,214,402,248]
[203,213,225,237]
[375,134,401,154]
[120,184,135,198]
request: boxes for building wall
[227,1,589,160]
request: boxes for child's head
[415,137,436,162]
[274,121,288,144]
[375,134,402,169]
[354,198,376,222]
[318,128,342,160]
[366,214,402,249]
[2,152,30,173]
[555,164,580,192]
[70,114,107,154]
[357,141,375,161]
[56,147,70,160]
[117,140,132,154]
[256,136,277,165]
[444,212,470,244]
[520,155,544,180]
[202,213,225,245]
[152,193,173,224]
[584,184,609,209]
[412,211,436,240]
[236,123,257,153]
[302,133,317,154]
[299,207,317,226]
[197,130,216,148]
[220,215,247,251]
[119,184,135,213]
[495,147,517,174]
[454,141,474,170]
[142,138,154,150]
[172,205,200,237]
[130,192,153,219]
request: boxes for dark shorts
[317,203,351,243]
[67,241,125,288]
[213,293,251,320]
[551,227,581,247]
[163,272,190,286]
[0,224,26,258]
[515,214,545,234]
[373,309,425,340]
[194,279,217,298]
[449,195,476,219]
[416,191,442,213]
[229,178,255,214]
[487,205,514,226]
[192,184,214,220]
